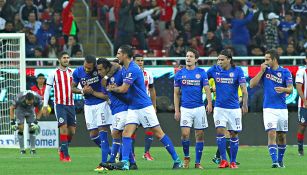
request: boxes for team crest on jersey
[267,122,273,128]
[229,72,234,77]
[195,74,201,79]
[276,72,282,77]
[215,120,220,125]
[93,71,98,76]
[182,80,187,84]
[216,72,220,75]
[81,80,86,85]
[182,120,188,125]
[110,77,115,83]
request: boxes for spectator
[264,12,279,50]
[216,0,233,20]
[45,35,62,59]
[169,35,187,61]
[273,0,291,18]
[24,12,42,34]
[75,49,83,57]
[257,0,274,21]
[19,0,39,25]
[286,43,298,56]
[161,21,179,52]
[204,31,221,55]
[190,10,203,38]
[26,33,40,58]
[50,11,63,38]
[291,0,307,17]
[0,21,15,33]
[63,35,83,57]
[277,46,285,56]
[36,20,54,48]
[190,36,204,56]
[201,1,218,42]
[62,0,78,43]
[33,0,47,13]
[0,0,14,22]
[231,10,254,56]
[13,12,24,32]
[215,18,231,49]
[279,12,298,46]
[177,0,197,19]
[156,0,177,31]
[34,47,45,66]
[246,2,264,47]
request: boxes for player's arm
[174,87,181,121]
[149,84,157,111]
[91,89,109,100]
[9,104,16,120]
[71,81,82,94]
[240,83,248,114]
[275,84,293,94]
[204,85,213,113]
[297,83,307,107]
[102,63,121,87]
[250,63,267,88]
[108,82,130,93]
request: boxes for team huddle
[11,45,306,171]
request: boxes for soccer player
[10,90,42,154]
[132,54,156,160]
[107,45,182,170]
[96,58,138,171]
[174,48,212,169]
[42,52,76,162]
[250,49,293,168]
[207,49,248,169]
[71,55,112,168]
[296,55,307,156]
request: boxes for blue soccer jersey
[123,61,152,109]
[262,66,293,109]
[174,67,209,108]
[107,68,128,115]
[207,65,246,109]
[73,66,106,105]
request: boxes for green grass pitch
[1,146,307,175]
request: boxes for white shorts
[84,102,112,130]
[213,107,242,131]
[126,105,160,128]
[180,106,208,129]
[111,111,127,131]
[263,108,288,132]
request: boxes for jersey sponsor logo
[195,74,201,79]
[265,74,282,84]
[181,79,201,86]
[81,76,99,85]
[216,77,234,84]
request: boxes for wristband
[104,75,109,80]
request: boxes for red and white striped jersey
[296,66,307,108]
[46,67,74,105]
[143,69,154,96]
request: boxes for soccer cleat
[20,150,26,155]
[172,158,183,169]
[195,163,204,169]
[230,162,238,169]
[212,156,221,164]
[110,160,129,170]
[218,160,229,168]
[278,161,285,168]
[183,157,190,168]
[129,163,138,170]
[61,156,72,162]
[236,161,241,165]
[30,149,36,155]
[94,163,111,172]
[298,149,304,156]
[142,151,154,161]
[271,163,280,168]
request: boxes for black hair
[265,49,280,63]
[119,45,133,58]
[112,58,119,63]
[219,49,235,67]
[133,54,143,60]
[36,73,45,78]
[25,92,34,101]
[84,55,96,65]
[187,48,199,59]
[97,57,112,69]
[58,51,69,59]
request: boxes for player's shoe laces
[278,161,285,168]
[212,156,221,164]
[110,160,129,170]
[129,162,138,170]
[183,157,190,168]
[271,162,280,168]
[172,158,183,169]
[218,160,229,168]
[142,151,154,161]
[30,149,36,155]
[195,163,204,169]
[298,149,304,156]
[230,162,238,169]
[20,150,26,155]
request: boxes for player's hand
[10,119,18,131]
[260,63,268,73]
[274,87,284,93]
[101,78,107,88]
[30,122,39,131]
[303,100,307,108]
[83,85,93,94]
[242,104,248,115]
[174,111,181,121]
[206,103,212,113]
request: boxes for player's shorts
[54,104,77,127]
[180,106,208,129]
[111,111,127,131]
[125,105,160,128]
[263,108,288,132]
[298,107,307,124]
[213,107,242,131]
[84,101,112,130]
[15,108,36,125]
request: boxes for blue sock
[216,134,227,161]
[277,144,286,163]
[181,139,190,157]
[144,134,153,153]
[122,137,132,161]
[268,144,278,163]
[160,134,178,161]
[99,131,109,163]
[195,142,204,164]
[129,149,136,163]
[91,135,101,147]
[230,137,239,163]
[109,139,121,163]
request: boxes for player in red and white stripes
[42,52,76,162]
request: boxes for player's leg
[181,127,191,168]
[109,129,122,163]
[225,131,231,159]
[84,104,101,147]
[143,129,154,160]
[276,109,288,168]
[131,131,136,156]
[229,131,239,169]
[27,114,38,154]
[17,123,25,154]
[297,107,307,156]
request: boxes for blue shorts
[298,107,307,124]
[54,104,77,127]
